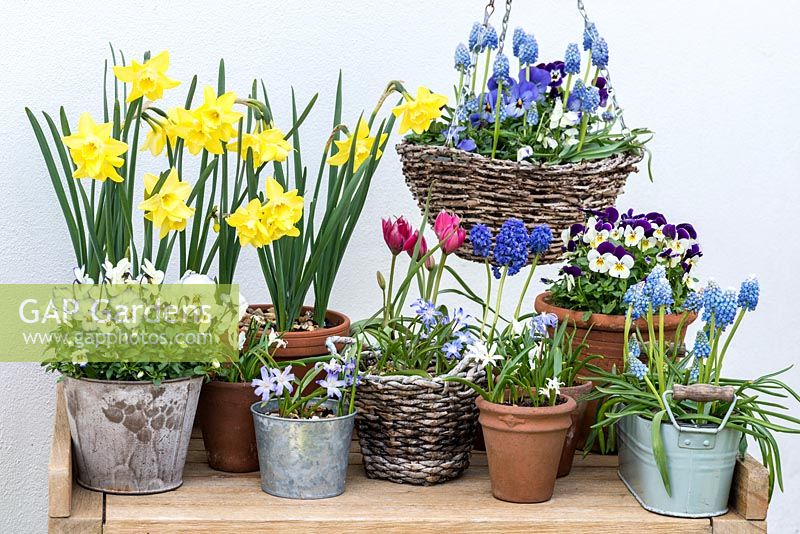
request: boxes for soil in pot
[198,381,260,473]
[557,381,593,477]
[477,395,576,503]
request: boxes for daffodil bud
[376,271,386,290]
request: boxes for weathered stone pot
[63,375,202,494]
[198,381,260,473]
[557,380,593,477]
[477,395,576,503]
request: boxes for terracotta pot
[557,380,593,477]
[197,381,260,473]
[247,304,351,359]
[477,395,576,503]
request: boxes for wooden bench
[48,383,769,533]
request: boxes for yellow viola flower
[228,127,291,166]
[62,112,129,182]
[262,177,304,237]
[327,118,388,172]
[392,86,448,135]
[226,199,273,248]
[112,50,180,103]
[138,168,195,239]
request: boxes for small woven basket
[355,356,484,485]
[397,141,642,264]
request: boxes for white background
[1,1,799,531]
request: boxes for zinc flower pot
[477,395,576,503]
[557,380,593,477]
[197,381,260,473]
[251,400,355,499]
[62,375,202,494]
[617,408,742,518]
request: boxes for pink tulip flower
[382,217,412,255]
[433,210,466,255]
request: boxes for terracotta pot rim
[204,380,255,388]
[534,292,696,332]
[247,304,350,338]
[560,380,593,394]
[476,394,576,417]
[250,401,356,423]
[62,375,201,386]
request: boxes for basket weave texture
[397,141,642,264]
[355,356,483,485]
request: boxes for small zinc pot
[617,386,742,517]
[197,381,260,472]
[251,400,355,499]
[557,381,593,477]
[63,375,202,494]
[477,395,576,503]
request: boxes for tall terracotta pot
[197,381,260,472]
[477,395,576,503]
[557,381,593,477]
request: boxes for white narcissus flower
[103,258,131,284]
[606,253,635,279]
[624,225,645,247]
[73,266,94,284]
[587,249,610,273]
[139,258,165,285]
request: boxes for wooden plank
[48,482,103,534]
[711,511,767,534]
[48,382,72,518]
[729,454,769,521]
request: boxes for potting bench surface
[49,386,769,533]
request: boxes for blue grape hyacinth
[469,224,493,258]
[454,43,471,72]
[528,224,553,256]
[564,43,581,75]
[738,275,759,311]
[591,37,609,68]
[491,218,530,278]
[518,34,539,65]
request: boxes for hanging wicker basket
[355,356,484,485]
[397,141,642,264]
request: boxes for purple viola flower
[595,77,609,107]
[562,265,583,277]
[470,90,501,126]
[596,220,613,232]
[458,138,477,152]
[662,224,677,240]
[631,218,653,233]
[570,223,585,236]
[566,240,578,252]
[677,223,698,239]
[603,207,620,223]
[518,66,551,98]
[537,61,566,89]
[504,80,538,118]
[443,125,478,153]
[646,212,667,226]
[613,245,631,260]
[597,241,616,255]
[685,243,702,260]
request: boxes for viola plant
[401,20,652,165]
[586,267,800,497]
[547,207,701,315]
[250,336,362,418]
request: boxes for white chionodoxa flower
[587,249,610,273]
[465,340,503,368]
[546,377,563,397]
[266,330,287,349]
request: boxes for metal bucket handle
[662,384,738,435]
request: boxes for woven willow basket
[355,356,484,485]
[397,141,643,264]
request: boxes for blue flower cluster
[528,224,553,256]
[564,43,581,75]
[518,35,538,65]
[627,339,648,380]
[411,300,473,361]
[454,43,471,72]
[591,37,609,68]
[738,276,760,311]
[688,276,759,330]
[482,219,552,279]
[583,22,599,51]
[623,266,674,319]
[692,330,711,359]
[492,53,510,85]
[469,224,492,258]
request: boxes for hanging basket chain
[496,0,513,54]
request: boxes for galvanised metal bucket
[251,400,355,499]
[63,375,202,494]
[617,387,742,518]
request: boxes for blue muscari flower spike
[491,218,530,278]
[714,289,738,329]
[623,282,647,320]
[527,107,539,125]
[469,224,493,258]
[693,330,711,359]
[469,22,485,52]
[465,97,479,112]
[456,105,469,122]
[454,43,471,72]
[518,34,538,65]
[628,340,648,379]
[484,25,499,49]
[628,338,641,359]
[583,22,599,51]
[689,359,700,382]
[682,290,703,313]
[650,278,675,310]
[738,276,759,311]
[492,53,510,83]
[702,280,722,322]
[512,27,526,57]
[528,224,553,256]
[582,85,601,114]
[591,37,609,68]
[601,110,614,122]
[564,43,581,75]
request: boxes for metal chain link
[577,0,630,134]
[496,0,513,54]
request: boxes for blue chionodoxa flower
[531,312,558,337]
[411,298,442,328]
[317,372,346,399]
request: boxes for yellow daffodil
[262,177,303,237]
[227,127,292,166]
[327,118,388,172]
[197,86,242,145]
[141,108,179,156]
[138,168,195,239]
[173,108,211,155]
[112,50,180,103]
[62,112,129,182]
[226,199,273,248]
[392,86,448,135]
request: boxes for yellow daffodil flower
[112,50,180,103]
[197,86,242,146]
[62,112,129,182]
[228,127,292,166]
[392,86,448,135]
[327,118,387,172]
[141,108,179,156]
[173,108,211,155]
[262,177,303,237]
[226,199,273,248]
[138,168,195,239]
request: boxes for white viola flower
[610,227,623,241]
[581,217,598,243]
[103,258,131,284]
[238,331,247,351]
[211,358,221,369]
[606,253,634,279]
[682,272,698,290]
[466,340,502,368]
[561,111,580,127]
[587,249,610,274]
[543,136,558,150]
[652,225,665,241]
[640,236,657,251]
[560,228,572,247]
[564,273,576,291]
[669,238,689,255]
[549,102,564,129]
[72,266,94,285]
[516,145,533,162]
[139,258,165,285]
[623,225,645,247]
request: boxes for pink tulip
[433,210,466,255]
[403,230,427,257]
[382,217,412,255]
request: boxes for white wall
[1,1,798,532]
